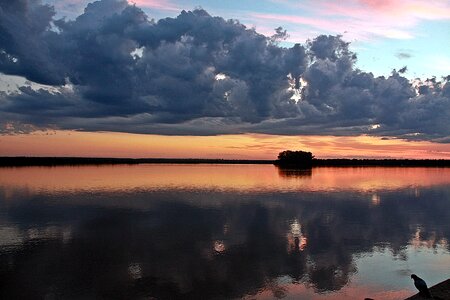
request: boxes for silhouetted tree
[276,150,314,167]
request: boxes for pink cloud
[262,0,450,40]
[320,0,450,23]
[247,14,335,42]
[252,12,413,41]
[127,0,179,12]
[356,0,450,19]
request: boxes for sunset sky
[1,0,449,159]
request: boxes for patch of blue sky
[354,20,450,80]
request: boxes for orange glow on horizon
[0,130,450,159]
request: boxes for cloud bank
[0,0,449,142]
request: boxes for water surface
[0,165,449,299]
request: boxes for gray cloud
[0,0,449,142]
[395,51,412,59]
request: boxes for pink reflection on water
[1,165,450,193]
[0,164,449,299]
[243,280,412,300]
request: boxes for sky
[0,0,449,159]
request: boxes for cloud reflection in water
[0,165,449,299]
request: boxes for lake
[0,165,449,299]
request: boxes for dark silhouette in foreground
[406,278,450,300]
[411,274,432,298]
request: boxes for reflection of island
[277,167,312,178]
[0,185,449,299]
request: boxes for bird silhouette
[411,274,432,298]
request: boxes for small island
[273,150,450,168]
[274,150,314,168]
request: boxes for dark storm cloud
[0,0,449,142]
[0,0,65,85]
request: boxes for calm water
[0,165,449,299]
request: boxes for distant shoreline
[0,157,274,167]
[1,157,450,167]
